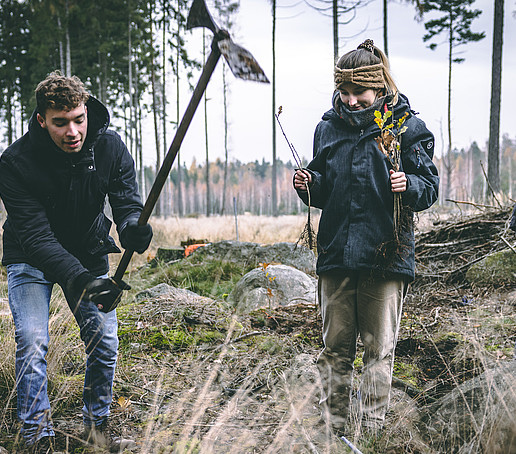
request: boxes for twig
[275,106,303,169]
[275,106,316,250]
[391,377,437,403]
[479,161,503,209]
[501,236,516,254]
[445,199,498,209]
[211,331,263,350]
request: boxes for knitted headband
[334,39,385,90]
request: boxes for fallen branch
[446,199,499,209]
[501,236,516,254]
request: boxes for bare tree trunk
[6,96,13,145]
[222,63,229,215]
[383,0,388,56]
[508,149,513,199]
[271,0,278,216]
[445,11,453,203]
[128,19,135,161]
[176,21,184,217]
[333,0,339,62]
[149,3,161,216]
[65,2,71,77]
[487,0,504,195]
[57,15,65,72]
[162,6,168,217]
[203,30,211,217]
[138,99,146,201]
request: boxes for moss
[393,361,420,388]
[118,322,225,353]
[466,248,516,287]
[141,258,251,300]
[256,336,284,354]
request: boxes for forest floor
[0,208,515,453]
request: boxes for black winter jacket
[297,93,439,280]
[0,97,143,289]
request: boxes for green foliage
[421,0,485,62]
[393,361,420,388]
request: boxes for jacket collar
[324,91,412,128]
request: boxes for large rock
[135,283,200,303]
[228,264,317,313]
[191,241,316,275]
[419,361,516,453]
[466,248,516,287]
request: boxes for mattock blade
[218,38,270,84]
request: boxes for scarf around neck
[333,92,388,129]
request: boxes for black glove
[120,219,153,254]
[84,277,131,313]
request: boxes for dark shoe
[30,436,55,454]
[83,419,136,452]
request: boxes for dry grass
[150,214,318,245]
[1,207,515,453]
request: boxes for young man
[0,71,152,452]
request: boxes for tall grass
[0,210,514,453]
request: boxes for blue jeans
[7,263,119,444]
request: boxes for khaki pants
[317,270,407,431]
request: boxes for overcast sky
[2,0,512,167]
[153,0,515,168]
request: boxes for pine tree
[421,0,485,202]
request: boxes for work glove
[84,277,131,313]
[120,218,153,254]
[72,273,131,313]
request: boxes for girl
[294,39,439,435]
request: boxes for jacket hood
[28,96,110,156]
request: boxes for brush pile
[414,206,514,289]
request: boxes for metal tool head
[186,0,269,84]
[186,0,219,34]
[218,39,269,83]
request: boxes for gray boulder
[191,241,316,275]
[228,264,317,313]
[135,283,200,303]
[419,361,516,453]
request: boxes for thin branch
[445,199,498,210]
[480,161,503,209]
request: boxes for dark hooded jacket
[297,92,439,280]
[0,97,143,289]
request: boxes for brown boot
[83,419,136,453]
[24,436,55,454]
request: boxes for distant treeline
[140,158,306,218]
[0,137,514,221]
[435,134,516,206]
[139,133,516,218]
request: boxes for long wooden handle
[113,39,222,283]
